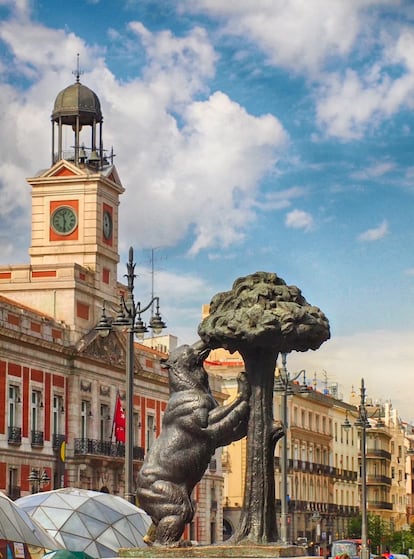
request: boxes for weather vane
[72,53,84,83]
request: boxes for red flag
[114,395,126,443]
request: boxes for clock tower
[0,72,124,340]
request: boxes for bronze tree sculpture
[198,271,330,544]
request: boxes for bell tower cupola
[51,55,110,169]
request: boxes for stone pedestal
[119,544,309,558]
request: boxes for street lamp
[275,353,308,545]
[342,378,385,559]
[96,246,166,503]
[27,468,50,493]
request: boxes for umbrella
[43,551,95,559]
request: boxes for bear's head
[162,341,211,393]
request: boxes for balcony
[366,474,392,485]
[74,438,145,460]
[367,500,392,510]
[8,426,21,445]
[52,433,66,451]
[366,448,391,460]
[7,486,21,501]
[31,430,44,447]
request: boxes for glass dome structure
[0,491,59,550]
[16,488,151,558]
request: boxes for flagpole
[110,394,116,441]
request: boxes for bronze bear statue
[136,340,250,547]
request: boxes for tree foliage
[198,271,330,353]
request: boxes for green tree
[389,528,414,554]
[346,514,390,554]
[368,514,389,554]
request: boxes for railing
[53,433,66,450]
[275,499,357,516]
[366,448,391,460]
[366,474,392,485]
[31,430,44,447]
[368,500,392,510]
[8,426,22,444]
[7,485,21,500]
[74,438,145,460]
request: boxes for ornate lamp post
[96,246,166,503]
[342,378,385,559]
[28,468,50,493]
[275,353,308,545]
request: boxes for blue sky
[1,0,414,419]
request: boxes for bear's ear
[160,357,170,369]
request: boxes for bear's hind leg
[154,514,187,547]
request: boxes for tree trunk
[232,346,279,544]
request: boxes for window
[81,401,90,439]
[134,412,140,447]
[146,415,155,450]
[53,395,64,435]
[31,390,42,432]
[100,404,110,441]
[8,386,19,428]
[293,406,298,426]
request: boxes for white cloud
[315,28,414,139]
[182,0,373,75]
[287,329,414,423]
[351,161,395,180]
[358,219,389,242]
[257,186,307,210]
[285,209,314,231]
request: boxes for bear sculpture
[136,341,250,546]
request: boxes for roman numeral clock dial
[51,206,78,235]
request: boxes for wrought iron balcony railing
[31,430,44,447]
[7,485,21,500]
[74,438,145,460]
[53,433,66,451]
[8,426,22,445]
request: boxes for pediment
[101,165,124,191]
[39,159,86,179]
[76,329,126,367]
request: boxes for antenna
[72,53,84,83]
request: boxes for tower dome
[52,81,103,126]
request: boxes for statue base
[119,544,309,558]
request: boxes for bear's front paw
[237,372,250,400]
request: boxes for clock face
[103,210,113,240]
[51,206,78,235]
